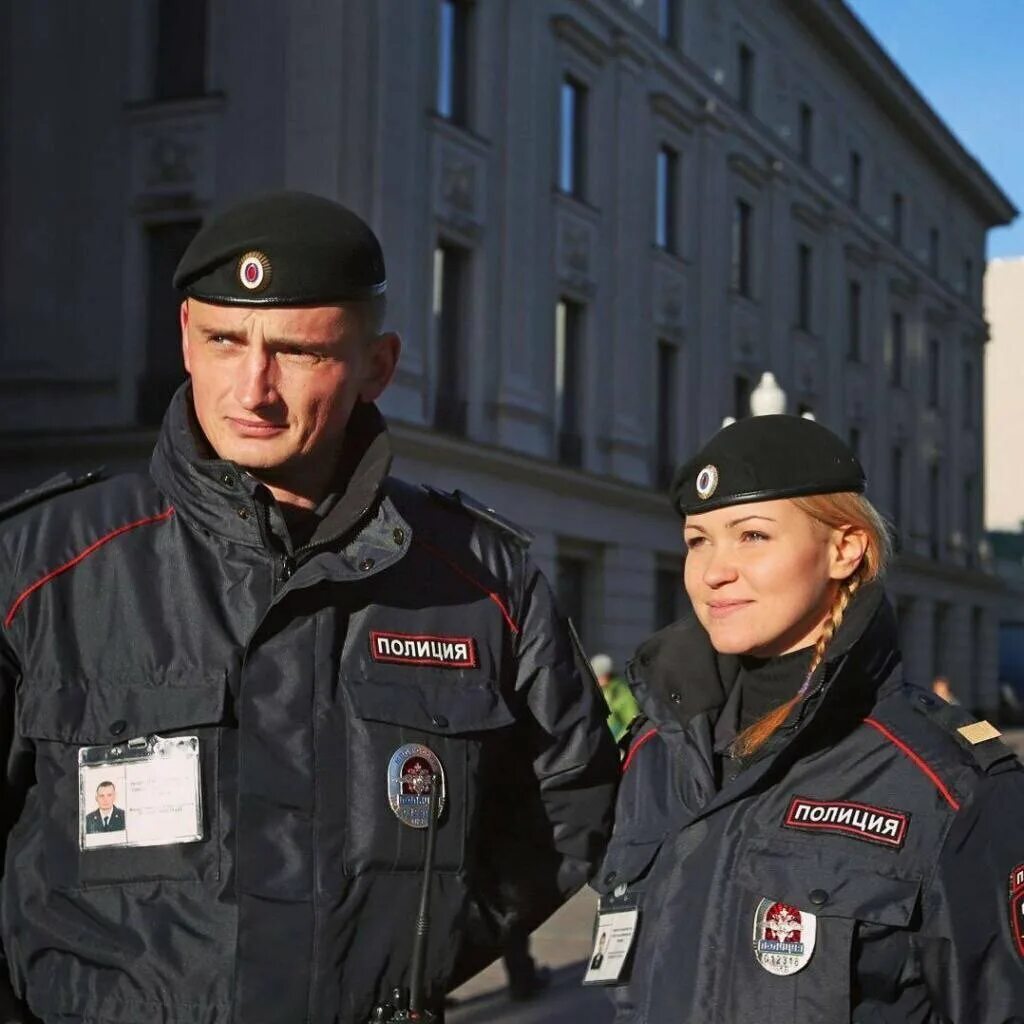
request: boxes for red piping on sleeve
[4,507,175,628]
[412,536,520,635]
[621,727,658,774]
[864,716,961,812]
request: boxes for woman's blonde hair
[731,491,892,758]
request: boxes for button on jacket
[0,386,618,1024]
[598,584,1024,1022]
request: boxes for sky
[846,0,1023,259]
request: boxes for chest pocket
[16,672,227,890]
[337,674,514,876]
[723,840,921,1022]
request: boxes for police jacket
[0,386,618,1024]
[597,582,1024,1022]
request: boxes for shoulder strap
[422,486,534,548]
[0,468,106,523]
[912,691,1018,773]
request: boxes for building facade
[0,0,1015,704]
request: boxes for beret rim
[673,479,866,516]
[182,280,388,306]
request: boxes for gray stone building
[0,0,1016,705]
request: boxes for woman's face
[683,499,863,658]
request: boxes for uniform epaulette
[0,468,106,524]
[423,486,534,548]
[910,689,1019,774]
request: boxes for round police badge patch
[238,250,272,292]
[387,744,446,829]
[696,464,719,501]
[752,898,816,976]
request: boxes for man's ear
[180,300,192,374]
[829,525,869,581]
[359,332,402,403]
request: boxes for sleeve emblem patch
[1010,863,1024,960]
[782,796,909,849]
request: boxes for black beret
[670,415,865,516]
[172,191,386,305]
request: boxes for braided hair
[730,492,891,759]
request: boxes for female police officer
[596,414,1024,1022]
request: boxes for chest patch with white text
[370,630,478,669]
[782,796,909,849]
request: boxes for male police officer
[0,192,618,1023]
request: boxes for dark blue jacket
[598,583,1024,1022]
[0,388,618,1024]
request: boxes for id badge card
[582,887,640,986]
[78,735,203,851]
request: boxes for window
[796,244,812,331]
[732,199,753,297]
[848,426,862,458]
[890,446,904,534]
[963,475,977,565]
[556,555,589,641]
[733,374,751,420]
[138,220,201,425]
[559,77,587,198]
[847,280,862,361]
[738,44,755,113]
[655,146,679,252]
[928,227,940,276]
[655,565,684,631]
[927,337,941,408]
[928,462,941,560]
[437,0,470,124]
[962,357,975,428]
[655,341,678,488]
[849,150,862,208]
[891,191,904,245]
[658,0,679,45]
[798,102,813,165]
[433,242,469,435]
[963,257,974,298]
[153,0,207,100]
[555,298,584,466]
[890,311,904,387]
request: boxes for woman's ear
[829,525,868,581]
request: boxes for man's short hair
[96,781,115,793]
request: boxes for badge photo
[752,898,817,976]
[387,744,446,829]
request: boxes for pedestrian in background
[0,192,618,1024]
[591,653,641,741]
[597,415,1024,1021]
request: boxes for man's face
[96,785,115,811]
[181,299,399,483]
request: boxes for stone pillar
[600,544,657,674]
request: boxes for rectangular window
[891,191,904,245]
[655,146,679,252]
[559,77,587,198]
[655,341,678,488]
[848,426,862,458]
[437,0,469,124]
[798,102,813,165]
[738,44,755,113]
[433,242,469,436]
[556,555,589,641]
[655,566,683,631]
[138,220,202,425]
[732,199,753,297]
[962,357,975,428]
[890,446,904,533]
[929,227,940,276]
[963,257,974,297]
[796,243,812,331]
[929,462,941,560]
[963,475,977,565]
[847,280,862,361]
[153,0,207,99]
[849,150,862,208]
[658,0,679,45]
[733,374,751,420]
[555,298,584,466]
[890,311,904,387]
[928,337,941,408]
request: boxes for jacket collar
[150,383,394,551]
